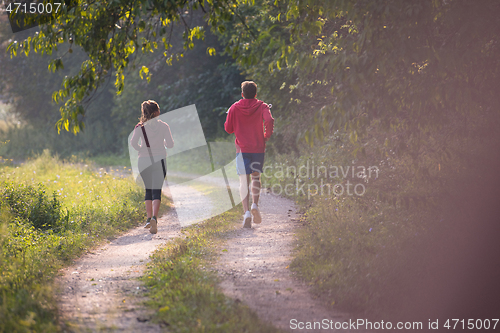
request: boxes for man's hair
[241,81,257,99]
[140,100,160,123]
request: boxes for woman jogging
[130,100,174,234]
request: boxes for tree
[7,0,246,133]
[1,9,243,158]
[217,0,500,154]
[109,18,243,141]
[8,0,500,153]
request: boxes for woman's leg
[145,199,153,218]
[140,157,154,220]
[150,159,165,219]
[152,199,161,218]
[150,189,162,235]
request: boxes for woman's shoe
[150,216,158,234]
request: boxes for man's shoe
[251,203,261,224]
[242,211,252,228]
[150,216,158,234]
[144,217,151,228]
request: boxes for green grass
[0,150,148,332]
[288,193,429,314]
[262,113,500,319]
[0,149,279,331]
[262,141,443,315]
[142,205,282,333]
[88,153,131,167]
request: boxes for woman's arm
[130,125,142,151]
[164,123,174,149]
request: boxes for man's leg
[239,174,251,212]
[251,171,261,205]
[239,174,252,228]
[250,171,262,224]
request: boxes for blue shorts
[236,153,265,175]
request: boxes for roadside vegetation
[263,110,500,320]
[0,151,144,332]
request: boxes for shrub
[0,181,62,231]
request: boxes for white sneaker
[150,216,157,234]
[242,211,252,228]
[251,203,261,224]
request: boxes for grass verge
[0,150,148,332]
[142,205,281,333]
[263,113,500,320]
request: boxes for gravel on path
[215,192,353,332]
[57,178,355,332]
[57,184,184,332]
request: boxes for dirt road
[57,183,351,332]
[216,192,352,332]
[56,184,190,332]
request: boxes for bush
[266,110,500,320]
[1,181,62,231]
[0,153,145,331]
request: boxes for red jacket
[224,98,274,153]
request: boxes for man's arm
[263,105,274,140]
[224,107,234,134]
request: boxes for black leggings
[145,189,162,201]
[138,157,166,201]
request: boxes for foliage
[144,204,280,332]
[1,12,242,159]
[0,24,128,158]
[264,109,500,319]
[217,0,500,155]
[0,151,146,331]
[0,99,125,159]
[1,181,63,231]
[111,25,243,141]
[6,0,500,155]
[6,0,252,133]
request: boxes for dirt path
[57,184,186,332]
[215,193,353,332]
[57,179,353,332]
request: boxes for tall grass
[264,111,500,320]
[0,150,144,331]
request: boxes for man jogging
[225,81,274,228]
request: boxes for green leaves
[206,47,216,56]
[48,59,64,72]
[7,0,239,133]
[6,0,500,143]
[139,65,150,83]
[217,0,500,159]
